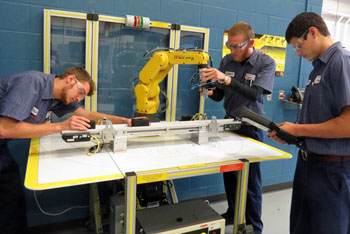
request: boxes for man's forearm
[72,107,130,125]
[0,118,62,139]
[98,113,130,124]
[228,79,263,101]
[295,120,350,138]
[294,107,350,138]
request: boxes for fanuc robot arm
[134,50,210,121]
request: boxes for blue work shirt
[211,49,275,116]
[300,42,350,156]
[0,71,79,123]
[0,71,79,166]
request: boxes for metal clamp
[300,150,308,161]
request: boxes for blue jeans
[290,151,350,234]
[224,125,264,234]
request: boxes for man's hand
[199,87,213,96]
[268,122,298,144]
[199,66,228,84]
[60,115,92,131]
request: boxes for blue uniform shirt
[0,71,79,166]
[300,42,350,156]
[212,49,275,116]
[0,71,79,123]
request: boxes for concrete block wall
[0,0,323,226]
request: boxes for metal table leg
[233,160,254,234]
[125,172,137,234]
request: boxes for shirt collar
[42,74,56,99]
[246,48,258,65]
[313,41,342,67]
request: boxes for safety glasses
[293,28,310,52]
[76,80,87,100]
[226,40,249,51]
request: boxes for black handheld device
[131,118,150,127]
[237,106,303,147]
[89,120,96,129]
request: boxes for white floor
[209,188,292,234]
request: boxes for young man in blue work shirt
[269,12,350,234]
[0,67,132,234]
[200,22,275,234]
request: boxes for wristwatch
[219,76,229,84]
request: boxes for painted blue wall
[0,0,323,227]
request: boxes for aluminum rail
[62,117,242,152]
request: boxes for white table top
[25,131,291,190]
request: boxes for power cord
[159,89,169,113]
[143,47,175,60]
[33,191,88,216]
[191,113,207,120]
[86,136,104,156]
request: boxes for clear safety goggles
[76,80,87,100]
[293,28,310,52]
[226,40,249,50]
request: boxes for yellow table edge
[135,136,292,174]
[25,138,124,190]
[135,136,292,183]
[25,133,292,189]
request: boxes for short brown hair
[228,22,254,41]
[58,67,95,96]
[285,12,330,43]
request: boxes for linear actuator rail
[61,117,241,152]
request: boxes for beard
[232,51,247,62]
[61,83,75,104]
[232,47,251,62]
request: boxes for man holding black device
[269,12,350,234]
[199,22,275,234]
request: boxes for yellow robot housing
[134,50,210,121]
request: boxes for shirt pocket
[303,84,328,123]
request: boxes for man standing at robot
[200,22,275,234]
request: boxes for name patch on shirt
[307,75,321,86]
[31,106,39,116]
[225,71,235,77]
[314,75,322,84]
[245,73,256,81]
[245,73,256,87]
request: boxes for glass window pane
[177,31,205,120]
[50,16,86,122]
[98,22,170,119]
[51,16,86,74]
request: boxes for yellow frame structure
[43,9,95,111]
[44,9,210,120]
[169,25,210,122]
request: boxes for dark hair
[285,12,330,43]
[58,67,95,96]
[228,22,254,41]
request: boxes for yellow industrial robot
[134,50,210,122]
